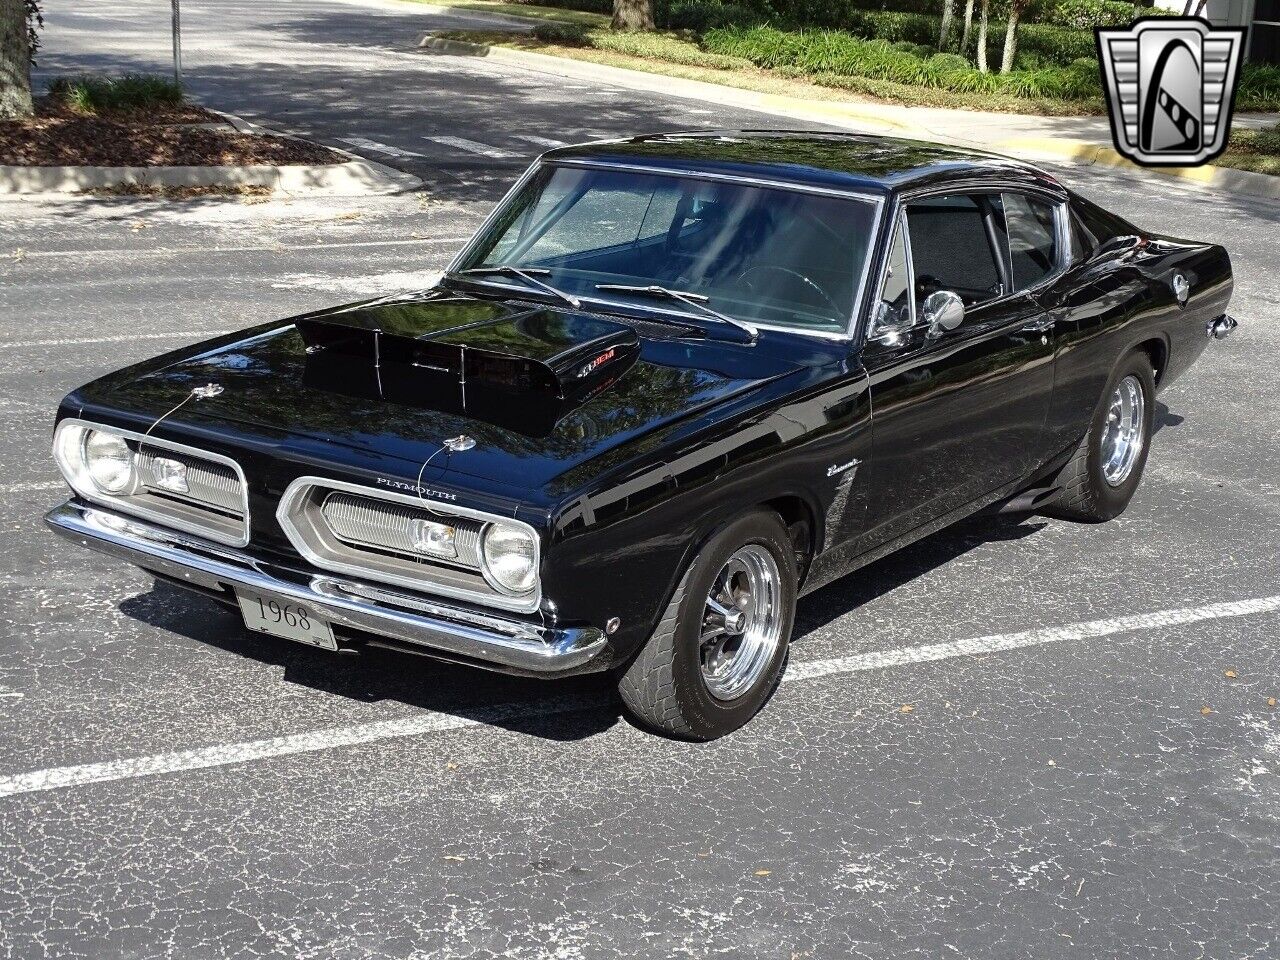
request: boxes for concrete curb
[482,44,1280,200]
[0,109,423,197]
[419,33,491,55]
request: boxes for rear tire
[1045,351,1155,523]
[617,511,798,741]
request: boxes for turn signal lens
[84,430,137,494]
[480,522,537,595]
[410,518,458,559]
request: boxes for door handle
[1021,317,1055,334]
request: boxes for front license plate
[236,590,338,651]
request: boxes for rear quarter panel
[1035,238,1232,456]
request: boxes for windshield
[457,165,879,335]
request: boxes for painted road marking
[2,594,1278,799]
[424,135,518,159]
[0,331,232,350]
[340,136,425,159]
[512,134,568,148]
[12,238,469,260]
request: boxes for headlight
[84,430,137,494]
[480,522,537,595]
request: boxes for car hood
[83,291,821,490]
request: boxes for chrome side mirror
[922,290,965,337]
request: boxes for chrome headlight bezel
[275,476,543,614]
[51,418,251,547]
[479,521,539,597]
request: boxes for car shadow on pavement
[117,583,622,741]
[792,515,1048,642]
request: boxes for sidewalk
[415,3,1280,199]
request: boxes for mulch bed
[0,99,340,167]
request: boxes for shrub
[1033,0,1139,29]
[532,21,591,43]
[1240,63,1280,111]
[700,25,1099,99]
[49,74,183,114]
[664,0,764,31]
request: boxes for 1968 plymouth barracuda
[47,132,1237,739]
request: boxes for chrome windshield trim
[548,158,885,203]
[52,417,250,547]
[276,476,543,615]
[446,158,882,341]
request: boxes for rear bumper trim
[45,502,607,673]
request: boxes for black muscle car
[47,132,1237,739]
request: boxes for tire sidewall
[1086,352,1156,519]
[669,512,798,739]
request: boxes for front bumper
[45,501,608,675]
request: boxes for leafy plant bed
[0,97,339,167]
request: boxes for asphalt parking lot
[2,2,1279,958]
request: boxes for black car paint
[52,133,1233,676]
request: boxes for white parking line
[0,331,232,349]
[512,134,568,148]
[340,136,425,159]
[424,135,518,159]
[13,238,469,260]
[2,594,1277,799]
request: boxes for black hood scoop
[297,300,641,438]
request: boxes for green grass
[1218,124,1280,176]
[48,74,184,115]
[432,0,609,27]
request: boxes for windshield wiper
[593,284,758,340]
[451,266,581,309]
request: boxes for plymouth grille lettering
[374,478,458,501]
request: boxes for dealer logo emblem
[1096,17,1246,167]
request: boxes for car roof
[541,130,1065,198]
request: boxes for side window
[873,217,912,331]
[904,194,1004,311]
[1002,192,1059,289]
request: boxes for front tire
[1045,350,1156,523]
[617,511,798,740]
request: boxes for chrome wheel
[1100,374,1146,487]
[698,544,784,701]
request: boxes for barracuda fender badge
[827,458,861,478]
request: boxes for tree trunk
[0,0,33,119]
[1000,6,1019,74]
[961,0,975,56]
[611,0,654,31]
[976,0,989,74]
[939,0,955,51]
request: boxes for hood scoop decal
[296,310,640,438]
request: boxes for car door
[859,188,1060,549]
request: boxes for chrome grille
[321,492,483,569]
[137,450,243,515]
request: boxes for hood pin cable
[414,435,474,515]
[138,383,224,457]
